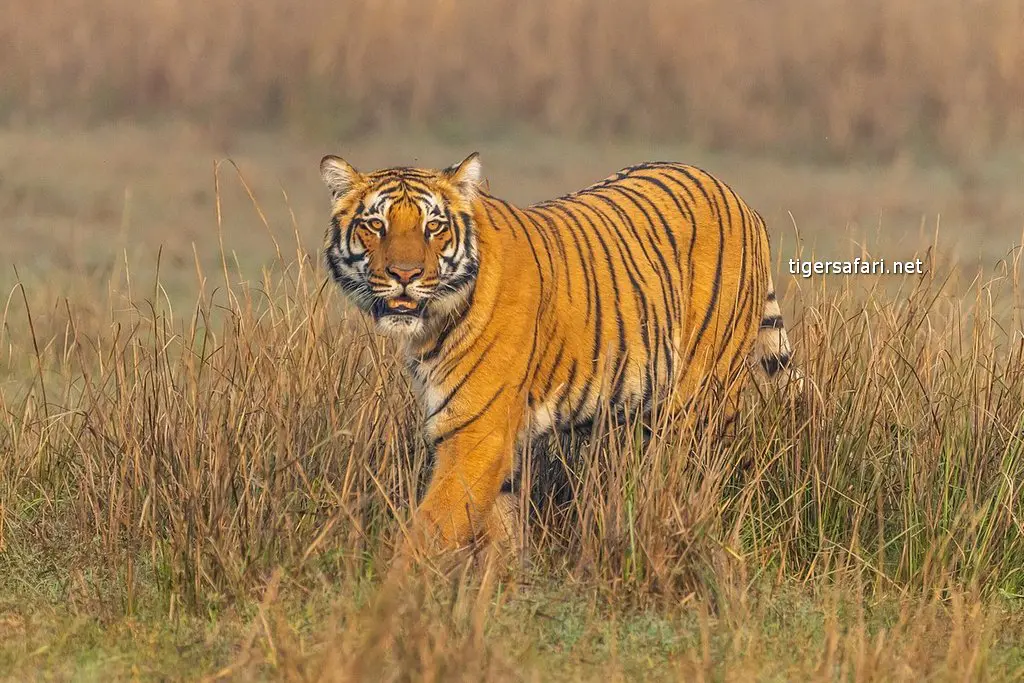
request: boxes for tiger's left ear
[443,152,483,196]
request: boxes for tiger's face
[320,153,483,340]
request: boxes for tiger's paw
[384,514,471,587]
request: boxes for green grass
[4,565,1022,681]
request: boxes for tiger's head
[320,153,483,340]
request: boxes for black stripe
[760,314,784,330]
[568,371,598,426]
[661,166,716,313]
[619,174,684,261]
[686,173,727,364]
[444,209,465,265]
[426,336,500,420]
[588,188,681,330]
[431,386,506,446]
[486,201,552,400]
[721,219,764,382]
[483,200,551,297]
[626,171,701,266]
[499,198,558,283]
[395,178,435,196]
[530,206,594,324]
[573,192,661,276]
[544,203,625,390]
[661,332,675,392]
[553,359,579,425]
[598,185,684,324]
[580,192,676,395]
[706,184,751,375]
[561,197,654,409]
[531,203,573,294]
[584,193,675,332]
[513,304,545,399]
[647,312,664,401]
[537,205,607,423]
[540,339,568,397]
[421,292,474,363]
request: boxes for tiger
[319,152,799,559]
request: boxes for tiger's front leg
[406,401,522,559]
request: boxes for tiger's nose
[386,263,424,284]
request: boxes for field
[0,121,1022,681]
[2,0,1024,679]
[4,0,1024,162]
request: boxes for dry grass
[1,154,1023,680]
[4,0,1024,160]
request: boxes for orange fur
[320,154,798,556]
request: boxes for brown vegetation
[3,0,1024,159]
[1,158,1023,678]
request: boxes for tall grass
[3,0,1024,160]
[1,163,1023,677]
[1,165,1022,622]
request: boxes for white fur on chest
[526,388,565,438]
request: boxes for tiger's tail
[750,274,803,394]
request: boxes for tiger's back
[319,154,797,556]
[410,161,793,443]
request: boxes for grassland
[6,1,1024,678]
[0,122,1022,680]
[4,0,1024,162]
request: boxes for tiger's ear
[320,155,360,200]
[443,152,483,196]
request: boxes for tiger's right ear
[320,155,360,200]
[442,152,483,197]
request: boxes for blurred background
[1,0,1023,302]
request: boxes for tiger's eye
[426,220,448,236]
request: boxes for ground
[1,122,1023,681]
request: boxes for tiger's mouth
[371,295,426,320]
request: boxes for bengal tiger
[319,152,799,558]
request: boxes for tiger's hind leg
[655,343,748,447]
[480,428,582,570]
